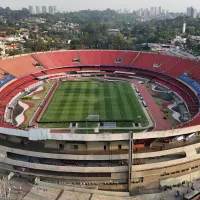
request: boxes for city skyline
[29,5,56,14]
[1,0,200,12]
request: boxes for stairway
[163,58,183,73]
[129,51,141,66]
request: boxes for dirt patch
[13,103,24,125]
[21,101,35,124]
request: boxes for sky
[1,0,200,12]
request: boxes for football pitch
[39,80,147,123]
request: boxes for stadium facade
[0,50,200,194]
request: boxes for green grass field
[39,80,147,123]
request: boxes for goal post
[86,115,100,121]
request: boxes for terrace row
[0,51,199,79]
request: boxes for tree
[174,41,182,47]
[70,39,85,49]
[193,44,200,56]
[6,28,16,36]
[80,32,89,47]
[105,35,131,50]
[6,49,22,56]
[186,26,196,35]
[186,39,194,50]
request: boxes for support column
[128,131,133,193]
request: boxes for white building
[107,29,120,35]
[171,36,187,44]
[158,6,162,14]
[53,6,57,14]
[49,6,54,15]
[150,7,155,16]
[36,6,40,14]
[182,23,186,34]
[42,6,47,14]
[29,6,34,14]
[187,6,198,18]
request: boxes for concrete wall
[0,123,200,142]
[160,170,200,186]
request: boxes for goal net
[86,115,99,121]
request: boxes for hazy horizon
[1,0,199,12]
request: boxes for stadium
[0,50,200,196]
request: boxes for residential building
[187,6,198,18]
[49,6,54,15]
[36,6,40,14]
[53,5,57,14]
[29,6,34,14]
[158,6,162,14]
[107,29,120,35]
[150,7,156,16]
[42,6,47,14]
[187,7,193,17]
